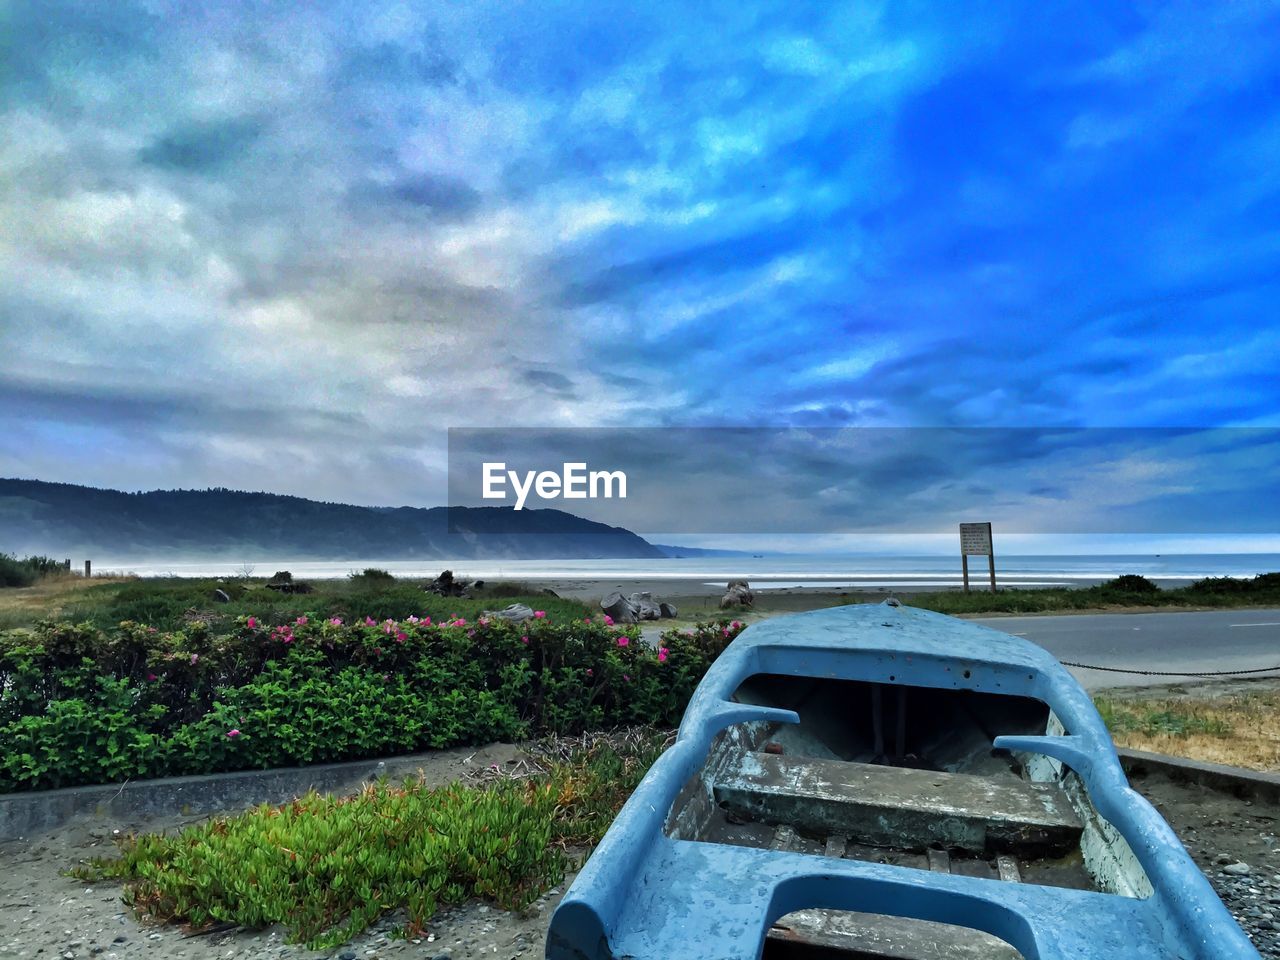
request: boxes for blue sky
[2,2,1279,545]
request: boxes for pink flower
[533,610,546,619]
[467,629,475,638]
[407,615,420,624]
[623,673,630,681]
[190,653,199,665]
[365,616,376,626]
[603,615,614,626]
[422,616,432,626]
[246,616,257,629]
[586,668,593,677]
[295,616,308,626]
[616,635,629,647]
[723,628,730,637]
[731,620,742,630]
[396,631,407,643]
[383,673,390,681]
[328,617,343,626]
[226,729,241,739]
[383,622,395,635]
[657,647,669,664]
[584,616,592,623]
[521,635,529,644]
[147,673,157,681]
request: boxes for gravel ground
[1132,768,1280,957]
[0,765,1274,960]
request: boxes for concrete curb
[1119,747,1280,805]
[4,745,1274,842]
[0,750,454,842]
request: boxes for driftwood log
[425,569,471,598]
[631,591,663,621]
[719,579,755,609]
[601,591,678,622]
[483,603,536,623]
[601,591,638,623]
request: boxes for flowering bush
[0,616,748,791]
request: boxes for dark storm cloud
[139,118,265,172]
[350,173,484,221]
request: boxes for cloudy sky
[2,2,1279,543]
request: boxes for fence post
[64,558,71,571]
[84,560,91,578]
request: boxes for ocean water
[94,554,1280,588]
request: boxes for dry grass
[0,575,133,630]
[1095,687,1280,772]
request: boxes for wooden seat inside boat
[714,751,1083,857]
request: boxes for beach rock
[659,601,678,618]
[483,603,535,623]
[212,589,230,603]
[720,579,755,609]
[601,592,639,623]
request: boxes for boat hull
[545,601,1260,960]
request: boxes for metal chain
[1059,660,1280,677]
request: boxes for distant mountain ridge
[0,478,665,560]
[651,543,757,558]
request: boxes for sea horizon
[85,552,1280,587]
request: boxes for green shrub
[0,614,744,791]
[1100,574,1159,594]
[347,568,396,589]
[0,553,65,588]
[1188,573,1280,594]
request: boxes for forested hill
[0,478,665,560]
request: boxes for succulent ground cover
[70,729,671,948]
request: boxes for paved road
[971,608,1280,690]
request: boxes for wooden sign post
[959,522,996,593]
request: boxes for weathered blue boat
[546,601,1260,960]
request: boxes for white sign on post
[959,522,996,593]
[959,522,993,556]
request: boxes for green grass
[900,573,1280,615]
[39,575,591,631]
[1095,698,1234,737]
[1093,689,1280,771]
[71,729,670,948]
